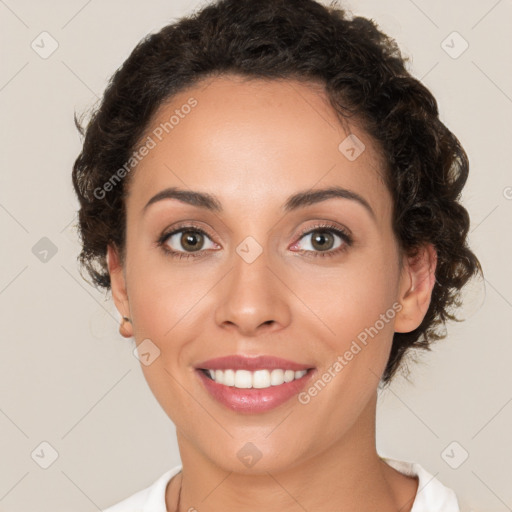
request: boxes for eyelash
[156,222,353,260]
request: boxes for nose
[214,245,292,336]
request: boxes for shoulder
[102,465,182,512]
[381,455,461,512]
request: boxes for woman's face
[108,75,424,474]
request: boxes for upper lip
[195,355,315,371]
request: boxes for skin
[107,74,437,512]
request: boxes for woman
[71,0,482,510]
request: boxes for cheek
[126,258,204,420]
[291,241,400,383]
[126,246,209,337]
[293,261,399,428]
[296,244,399,334]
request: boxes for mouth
[194,355,317,413]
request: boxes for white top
[102,457,463,512]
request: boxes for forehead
[126,75,390,222]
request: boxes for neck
[166,393,418,512]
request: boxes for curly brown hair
[71,0,483,384]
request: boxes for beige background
[0,0,511,510]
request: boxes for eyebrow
[142,185,376,221]
[283,186,376,221]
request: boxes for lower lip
[195,369,316,413]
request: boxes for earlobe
[394,243,437,334]
[107,244,133,338]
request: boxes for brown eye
[296,229,343,252]
[290,224,353,258]
[310,230,335,251]
[160,227,217,255]
[180,231,204,252]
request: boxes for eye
[156,222,352,260]
[290,224,353,258]
[157,225,219,259]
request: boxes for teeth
[204,368,309,389]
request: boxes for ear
[394,243,437,333]
[107,244,133,338]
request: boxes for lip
[195,355,315,371]
[195,355,317,413]
[195,362,317,414]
